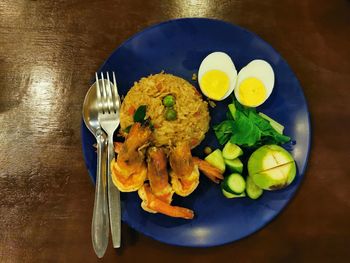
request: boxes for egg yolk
[200,70,229,100]
[238,77,267,106]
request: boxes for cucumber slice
[222,187,246,198]
[228,103,237,119]
[222,142,243,160]
[222,173,246,194]
[258,112,284,134]
[204,149,225,173]
[224,158,243,173]
[246,175,263,199]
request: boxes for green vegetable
[258,112,284,134]
[221,187,246,198]
[149,121,155,131]
[228,103,237,119]
[213,100,291,147]
[165,108,177,121]
[204,149,225,173]
[221,173,246,195]
[246,175,263,199]
[229,110,261,146]
[222,142,243,159]
[133,105,147,123]
[224,158,243,173]
[124,125,132,133]
[213,120,235,145]
[163,95,176,107]
[248,145,296,190]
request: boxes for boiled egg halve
[198,52,237,101]
[234,60,275,107]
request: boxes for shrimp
[146,147,174,204]
[169,142,200,197]
[114,142,123,154]
[111,123,152,192]
[138,184,194,219]
[192,157,224,183]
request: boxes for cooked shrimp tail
[138,184,194,220]
[192,157,224,184]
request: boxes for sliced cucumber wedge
[222,141,243,160]
[222,187,246,198]
[204,149,225,173]
[246,175,263,199]
[224,158,243,173]
[221,173,246,195]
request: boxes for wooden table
[1,0,349,262]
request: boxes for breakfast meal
[110,51,297,219]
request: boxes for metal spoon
[82,80,109,258]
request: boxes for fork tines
[95,72,120,114]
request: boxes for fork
[96,72,121,248]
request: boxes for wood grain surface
[1,0,349,262]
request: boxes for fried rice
[120,73,209,148]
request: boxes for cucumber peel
[221,173,246,195]
[222,187,246,198]
[224,158,243,173]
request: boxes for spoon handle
[107,136,121,248]
[91,131,109,258]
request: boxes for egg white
[198,52,237,100]
[234,59,275,106]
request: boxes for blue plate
[81,18,311,247]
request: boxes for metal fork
[96,72,121,248]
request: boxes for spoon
[82,80,109,258]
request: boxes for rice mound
[120,73,210,148]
